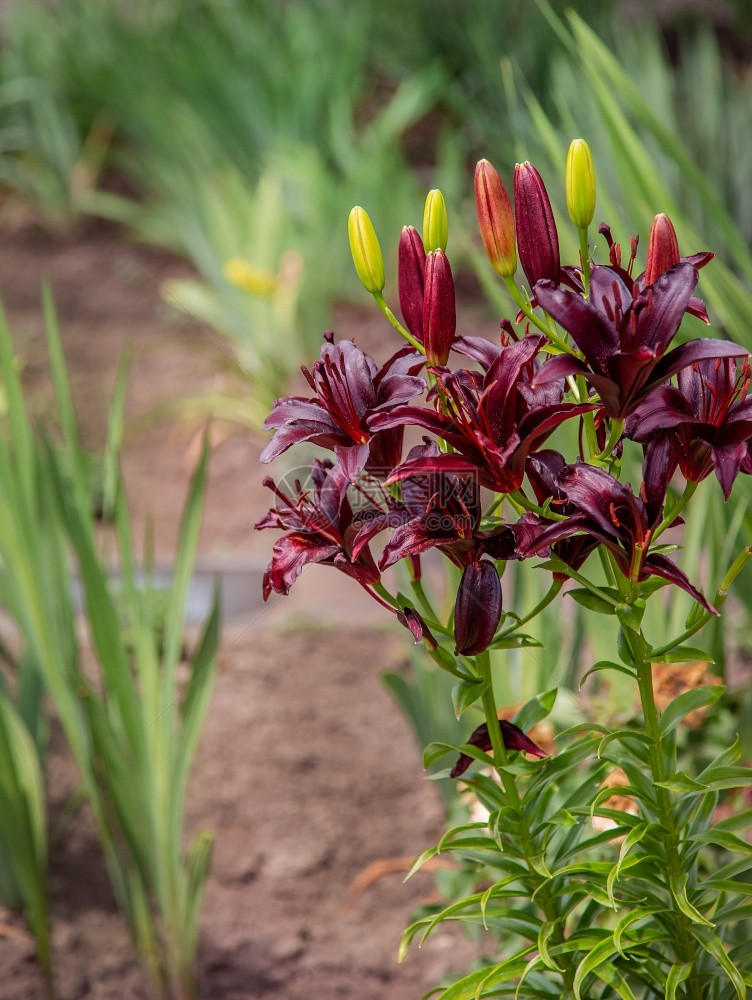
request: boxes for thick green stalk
[578,227,591,297]
[476,651,575,996]
[372,292,425,353]
[502,276,577,356]
[632,640,702,1000]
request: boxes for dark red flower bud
[644,213,680,286]
[398,226,426,341]
[514,161,560,288]
[454,559,501,656]
[451,718,546,778]
[423,249,456,367]
[474,158,517,277]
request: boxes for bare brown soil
[0,221,480,998]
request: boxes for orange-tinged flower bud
[423,249,455,367]
[347,206,385,294]
[514,161,560,288]
[422,188,448,252]
[474,159,516,277]
[644,213,680,286]
[565,138,596,229]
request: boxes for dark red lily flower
[255,460,380,598]
[354,440,533,656]
[525,450,599,577]
[260,338,425,480]
[358,441,521,569]
[521,461,717,613]
[370,334,596,494]
[625,356,752,499]
[451,718,547,778]
[533,263,746,419]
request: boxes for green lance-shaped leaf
[659,684,725,737]
[670,873,714,927]
[665,963,692,1000]
[513,688,557,731]
[573,937,627,1000]
[0,690,50,974]
[692,926,746,1000]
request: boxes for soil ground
[0,220,482,999]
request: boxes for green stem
[594,418,624,463]
[578,226,591,297]
[475,651,574,996]
[576,374,599,458]
[373,292,425,353]
[510,489,568,521]
[652,481,698,542]
[630,639,702,999]
[498,581,562,637]
[650,546,752,657]
[372,580,452,637]
[558,565,620,607]
[503,277,577,357]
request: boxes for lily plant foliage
[257,146,752,999]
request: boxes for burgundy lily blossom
[451,718,547,778]
[371,334,597,494]
[625,356,752,499]
[353,440,529,656]
[255,460,380,599]
[260,337,425,480]
[359,442,525,570]
[525,450,599,577]
[358,436,553,658]
[520,461,717,613]
[533,263,746,419]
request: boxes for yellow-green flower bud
[422,188,448,252]
[348,206,385,294]
[565,139,596,229]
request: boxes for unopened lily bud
[454,560,502,657]
[514,161,560,287]
[423,249,456,367]
[644,213,680,286]
[398,226,426,341]
[474,159,516,277]
[565,139,596,229]
[348,206,385,294]
[422,188,448,252]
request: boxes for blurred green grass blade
[162,433,209,680]
[0,689,51,979]
[0,301,34,501]
[42,283,91,522]
[178,830,214,983]
[45,440,146,758]
[102,348,130,521]
[170,586,220,849]
[567,11,752,281]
